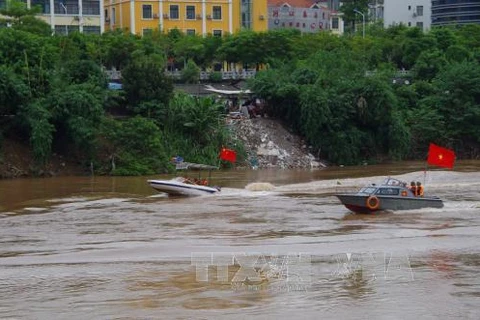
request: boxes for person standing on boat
[416,181,424,197]
[409,181,417,196]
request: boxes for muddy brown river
[1,162,480,319]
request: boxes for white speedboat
[148,177,220,196]
[148,162,221,197]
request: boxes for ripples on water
[1,166,480,319]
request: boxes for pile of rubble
[227,116,326,169]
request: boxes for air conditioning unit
[412,11,417,17]
[196,14,202,19]
[153,13,159,19]
[163,13,169,19]
[105,17,110,23]
[259,15,265,20]
[206,14,212,20]
[73,16,80,21]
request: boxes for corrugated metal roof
[174,82,250,96]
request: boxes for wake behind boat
[148,161,221,197]
[335,177,444,213]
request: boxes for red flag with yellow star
[427,143,455,169]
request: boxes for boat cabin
[358,178,415,197]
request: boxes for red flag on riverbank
[427,143,455,169]
[220,148,236,163]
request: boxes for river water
[1,162,480,319]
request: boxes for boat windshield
[383,177,407,187]
[359,187,377,194]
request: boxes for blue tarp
[108,82,123,90]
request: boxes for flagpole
[424,148,428,186]
[423,163,427,186]
[218,146,223,168]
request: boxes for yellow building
[104,0,268,36]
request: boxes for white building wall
[22,0,102,35]
[383,0,431,31]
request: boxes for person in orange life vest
[409,181,417,196]
[416,181,424,197]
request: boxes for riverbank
[0,139,86,178]
[0,116,324,178]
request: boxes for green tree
[100,30,140,70]
[202,34,223,69]
[163,92,231,164]
[181,59,200,84]
[172,34,205,67]
[0,0,52,37]
[413,49,447,81]
[98,116,167,175]
[429,61,480,146]
[445,44,472,63]
[0,66,29,117]
[218,30,264,68]
[122,56,174,116]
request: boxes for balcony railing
[104,68,257,81]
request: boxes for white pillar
[130,0,135,34]
[78,0,83,32]
[100,0,105,33]
[159,0,163,31]
[50,0,55,33]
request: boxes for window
[408,22,411,26]
[54,25,68,35]
[83,0,99,15]
[213,29,222,37]
[112,8,116,24]
[68,25,79,33]
[54,25,81,35]
[186,5,195,20]
[408,5,411,10]
[360,187,376,194]
[332,17,338,29]
[54,0,80,15]
[170,5,179,19]
[83,26,101,34]
[416,6,423,16]
[376,188,399,196]
[31,0,50,14]
[416,21,423,29]
[186,29,195,35]
[142,4,152,19]
[212,5,221,20]
[143,28,153,36]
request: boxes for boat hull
[148,179,219,197]
[336,194,444,214]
